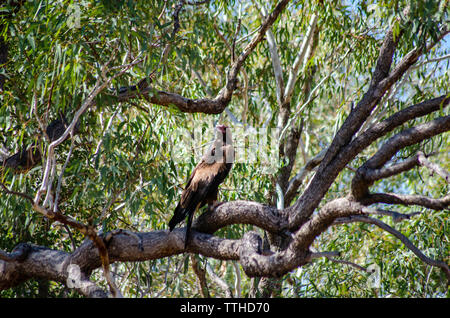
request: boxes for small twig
[412,53,450,69]
[53,138,75,212]
[362,206,422,223]
[42,155,56,209]
[92,104,121,161]
[417,151,450,183]
[232,18,241,63]
[63,224,77,252]
[155,254,188,297]
[32,89,49,142]
[232,261,241,298]
[327,258,368,272]
[45,79,56,123]
[308,251,341,259]
[309,250,367,272]
[0,180,34,203]
[205,263,234,298]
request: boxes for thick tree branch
[378,26,449,92]
[365,116,450,170]
[287,23,448,230]
[0,197,363,291]
[348,95,449,161]
[0,243,108,297]
[0,243,31,263]
[1,187,447,295]
[358,151,449,185]
[285,22,403,228]
[193,200,288,234]
[352,115,450,198]
[290,198,365,251]
[362,153,422,182]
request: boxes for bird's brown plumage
[169,125,234,248]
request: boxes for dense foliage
[0,0,448,297]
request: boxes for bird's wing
[179,161,222,208]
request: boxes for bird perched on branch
[169,124,234,249]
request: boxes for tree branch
[361,193,450,211]
[287,22,448,230]
[352,115,450,198]
[309,251,368,272]
[365,116,450,170]
[118,0,291,115]
[417,151,450,183]
[334,215,450,281]
[193,200,288,234]
[283,13,319,104]
[0,243,108,297]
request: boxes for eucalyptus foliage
[0,0,448,298]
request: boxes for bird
[169,124,234,249]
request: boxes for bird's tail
[184,210,195,250]
[169,204,187,231]
[169,201,200,249]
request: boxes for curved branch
[361,193,450,210]
[362,153,421,182]
[334,215,450,281]
[193,200,288,234]
[358,151,449,186]
[348,95,449,164]
[1,191,446,294]
[352,116,450,198]
[364,116,449,170]
[0,243,108,297]
[2,196,361,292]
[290,198,366,251]
[309,251,368,272]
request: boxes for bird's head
[205,124,234,164]
[215,124,232,145]
[216,124,228,134]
